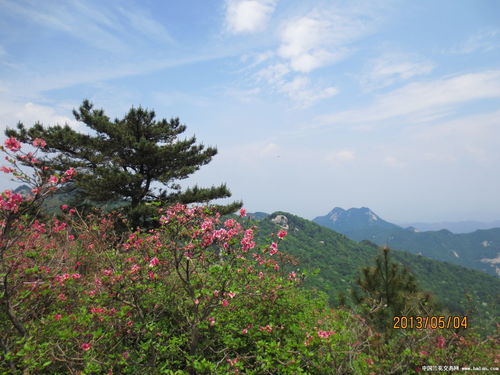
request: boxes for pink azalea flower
[4,137,21,152]
[242,328,248,334]
[60,204,69,210]
[54,314,62,321]
[208,317,216,326]
[222,299,229,307]
[81,343,91,351]
[64,167,76,178]
[227,292,236,299]
[148,257,160,267]
[32,138,47,148]
[48,175,59,184]
[269,242,278,256]
[213,290,219,297]
[239,208,247,217]
[317,330,335,339]
[71,273,81,279]
[436,335,446,348]
[0,166,14,173]
[278,229,287,239]
[103,269,113,276]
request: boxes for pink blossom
[436,335,446,349]
[317,330,335,339]
[242,328,248,334]
[0,166,14,173]
[366,358,374,366]
[269,242,278,256]
[149,257,160,267]
[32,138,47,148]
[259,325,273,333]
[54,314,62,321]
[103,269,113,276]
[277,229,287,239]
[68,234,75,240]
[4,137,21,152]
[213,290,219,297]
[208,317,216,326]
[71,273,81,279]
[130,264,140,274]
[60,204,69,210]
[194,299,200,305]
[81,343,91,351]
[222,299,229,307]
[420,351,429,356]
[31,187,41,195]
[239,208,247,217]
[58,293,66,301]
[64,167,76,178]
[227,292,236,299]
[48,175,59,184]
[227,358,238,367]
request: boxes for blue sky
[1,0,499,222]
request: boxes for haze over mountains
[397,220,500,234]
[313,207,500,277]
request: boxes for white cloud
[319,70,500,126]
[277,7,376,73]
[325,150,355,164]
[243,3,380,106]
[0,0,174,53]
[360,53,435,90]
[0,101,80,134]
[448,29,500,54]
[279,76,338,108]
[225,0,277,34]
[383,156,405,168]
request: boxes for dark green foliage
[5,100,242,227]
[352,247,434,330]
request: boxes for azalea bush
[0,137,498,374]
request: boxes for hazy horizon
[1,0,499,223]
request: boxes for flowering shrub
[0,137,497,374]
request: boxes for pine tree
[352,247,434,329]
[5,100,242,227]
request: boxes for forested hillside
[314,207,500,277]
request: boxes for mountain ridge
[313,207,500,277]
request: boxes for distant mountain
[314,207,401,241]
[313,207,500,277]
[13,184,32,197]
[256,212,499,334]
[398,220,500,234]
